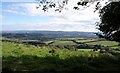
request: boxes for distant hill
[2,30,98,40]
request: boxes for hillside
[2,42,120,72]
[2,31,98,41]
[1,31,120,72]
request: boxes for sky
[1,0,107,32]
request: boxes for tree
[35,0,102,12]
[96,1,120,43]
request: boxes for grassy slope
[76,39,96,43]
[86,41,120,48]
[73,38,120,48]
[2,42,120,72]
[2,42,98,59]
[51,40,77,45]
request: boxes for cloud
[3,20,98,32]
[2,0,36,2]
[4,9,26,15]
[3,2,100,32]
[3,3,41,16]
[0,15,3,19]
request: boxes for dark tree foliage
[36,0,101,12]
[96,1,120,43]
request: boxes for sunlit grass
[2,41,120,72]
[51,40,77,45]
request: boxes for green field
[76,39,96,43]
[2,41,120,72]
[69,38,120,48]
[2,37,120,72]
[86,41,120,48]
[51,40,77,45]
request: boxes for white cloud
[4,9,26,15]
[2,0,36,2]
[3,20,98,32]
[0,15,4,31]
[3,2,101,32]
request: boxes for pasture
[51,40,77,45]
[2,41,120,72]
[1,37,120,72]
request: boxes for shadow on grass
[2,54,120,73]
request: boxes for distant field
[86,41,120,48]
[45,39,120,49]
[76,39,97,43]
[78,49,93,51]
[70,38,120,49]
[51,40,77,45]
[2,36,120,49]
